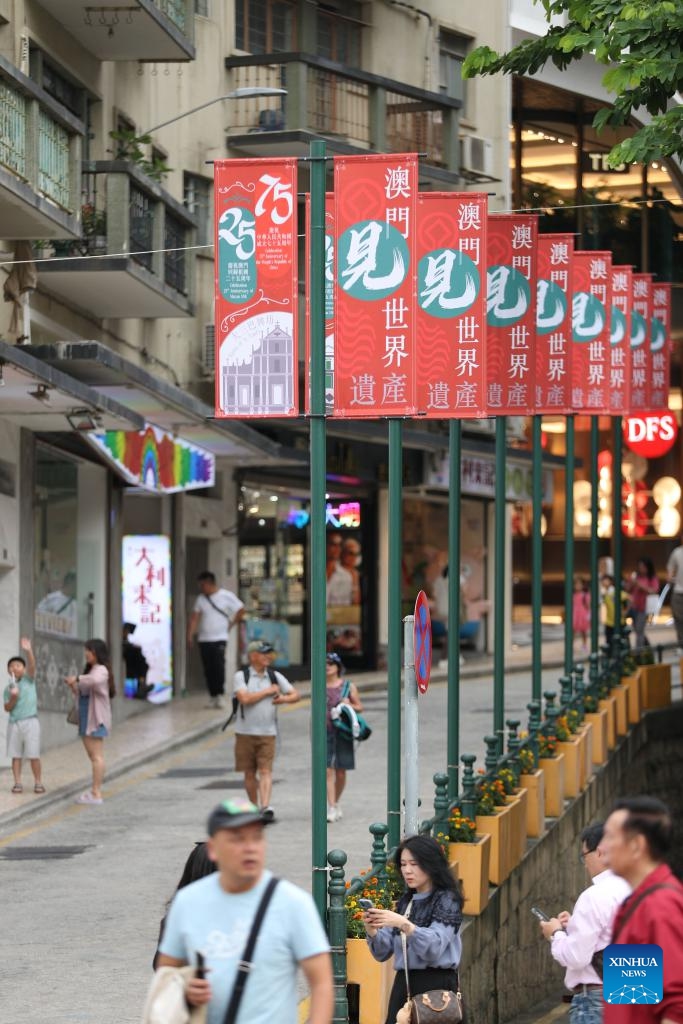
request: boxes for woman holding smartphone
[64,638,114,805]
[363,834,463,1024]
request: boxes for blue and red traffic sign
[413,590,432,694]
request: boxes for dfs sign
[623,412,678,459]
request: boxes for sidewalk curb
[0,656,570,835]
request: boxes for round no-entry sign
[414,590,432,694]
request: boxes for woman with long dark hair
[626,556,659,650]
[64,638,115,805]
[153,842,217,969]
[363,834,463,1024]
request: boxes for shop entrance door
[185,537,209,693]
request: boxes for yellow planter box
[506,788,528,865]
[556,737,581,798]
[598,696,617,749]
[476,802,514,886]
[612,684,629,736]
[578,721,594,786]
[346,937,394,1024]
[638,664,671,710]
[622,674,641,724]
[519,769,545,838]
[449,833,491,916]
[538,752,565,817]
[584,709,609,764]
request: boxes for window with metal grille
[41,60,86,119]
[184,173,212,249]
[129,186,154,269]
[235,0,296,53]
[317,2,362,66]
[439,28,470,113]
[164,212,186,293]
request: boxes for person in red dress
[600,796,683,1024]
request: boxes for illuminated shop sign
[122,535,172,700]
[286,501,362,530]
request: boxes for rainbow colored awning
[87,425,215,493]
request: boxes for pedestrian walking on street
[64,638,114,805]
[666,534,683,654]
[600,576,629,651]
[625,558,659,650]
[188,571,245,709]
[325,652,363,823]
[538,823,630,1024]
[363,834,463,1024]
[3,637,45,795]
[233,640,299,820]
[154,841,217,969]
[155,798,333,1024]
[600,796,683,1024]
[573,577,591,652]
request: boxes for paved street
[1,645,681,1024]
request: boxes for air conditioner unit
[460,134,494,177]
[202,323,215,376]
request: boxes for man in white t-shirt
[234,641,299,820]
[188,571,245,709]
[157,798,333,1024]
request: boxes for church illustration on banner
[220,312,294,415]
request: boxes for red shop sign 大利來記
[623,412,678,458]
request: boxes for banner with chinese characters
[535,233,574,414]
[87,426,215,493]
[651,282,671,410]
[415,193,487,417]
[214,158,298,418]
[305,193,335,413]
[630,273,653,412]
[486,214,538,415]
[609,266,633,416]
[571,251,612,414]
[333,153,417,417]
[122,535,172,700]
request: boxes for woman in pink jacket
[65,638,114,805]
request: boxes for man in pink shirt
[539,823,631,1024]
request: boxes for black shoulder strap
[222,876,279,1024]
[205,593,231,620]
[220,670,248,731]
[267,667,279,687]
[613,882,680,943]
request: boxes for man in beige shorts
[233,641,299,821]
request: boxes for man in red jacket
[600,796,683,1024]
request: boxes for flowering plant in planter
[555,715,571,742]
[584,694,598,713]
[81,202,107,237]
[538,734,557,758]
[345,863,403,938]
[475,774,506,815]
[566,708,581,733]
[497,767,516,795]
[448,806,477,843]
[518,746,536,775]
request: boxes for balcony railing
[225,53,461,174]
[0,56,82,223]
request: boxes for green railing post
[506,719,521,784]
[564,415,576,674]
[590,416,600,653]
[432,772,450,840]
[327,849,349,1024]
[493,415,507,753]
[369,822,389,886]
[559,674,573,710]
[460,753,477,821]
[309,139,328,919]
[484,735,499,779]
[447,419,462,801]
[531,414,543,702]
[527,700,542,761]
[387,418,403,849]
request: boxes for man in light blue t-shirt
[157,798,332,1024]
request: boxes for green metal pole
[590,416,599,653]
[387,418,403,848]
[309,139,327,919]
[564,415,575,675]
[531,415,543,702]
[612,416,623,642]
[447,419,462,801]
[493,415,506,753]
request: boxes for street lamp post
[142,87,287,135]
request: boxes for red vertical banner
[333,154,417,417]
[651,282,672,410]
[214,158,298,418]
[486,214,538,415]
[571,251,612,414]
[609,266,633,416]
[535,233,574,414]
[305,193,335,413]
[415,193,487,417]
[630,273,653,412]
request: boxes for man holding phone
[537,823,630,1024]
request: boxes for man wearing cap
[233,641,299,821]
[157,798,333,1024]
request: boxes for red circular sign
[623,411,678,459]
[413,591,432,694]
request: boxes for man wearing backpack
[233,641,299,821]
